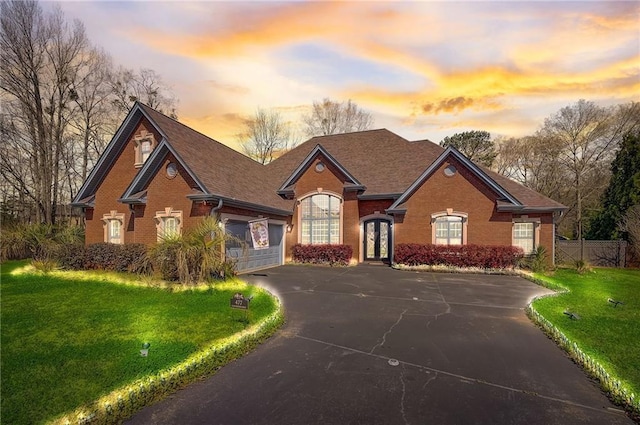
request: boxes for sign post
[230,292,251,323]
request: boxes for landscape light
[563,310,580,320]
[140,342,151,357]
[607,298,624,308]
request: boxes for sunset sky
[56,1,639,151]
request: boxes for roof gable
[276,144,365,198]
[387,146,521,213]
[72,103,164,206]
[119,139,208,203]
[267,129,444,197]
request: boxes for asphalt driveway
[127,265,632,424]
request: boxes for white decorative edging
[392,263,522,275]
[523,275,639,417]
[49,296,284,425]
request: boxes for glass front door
[364,219,391,261]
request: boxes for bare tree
[620,204,640,250]
[1,1,182,225]
[109,66,178,119]
[68,47,116,182]
[237,108,294,164]
[303,98,374,136]
[495,134,567,201]
[539,100,639,259]
[1,1,89,223]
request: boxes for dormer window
[140,140,152,163]
[133,130,156,167]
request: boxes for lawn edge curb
[49,294,285,425]
[522,273,639,419]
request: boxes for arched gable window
[300,193,341,244]
[431,210,468,245]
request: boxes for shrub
[147,217,240,284]
[0,223,84,261]
[31,259,59,274]
[58,243,147,272]
[291,244,353,266]
[524,245,549,273]
[394,243,523,269]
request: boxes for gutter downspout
[210,199,225,265]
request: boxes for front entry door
[364,219,391,262]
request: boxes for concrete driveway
[127,265,632,424]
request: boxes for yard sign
[248,218,269,250]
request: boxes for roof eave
[358,193,403,200]
[277,144,363,192]
[497,205,568,213]
[385,208,407,215]
[186,193,293,217]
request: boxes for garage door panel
[226,223,283,273]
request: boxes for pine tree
[587,132,640,240]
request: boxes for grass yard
[0,261,279,425]
[532,267,640,404]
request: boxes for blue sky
[55,1,639,150]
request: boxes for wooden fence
[556,240,628,267]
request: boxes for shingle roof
[267,129,444,196]
[268,129,565,211]
[138,104,293,212]
[112,104,564,214]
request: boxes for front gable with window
[391,153,515,248]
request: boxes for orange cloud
[128,2,347,59]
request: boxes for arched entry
[363,218,391,262]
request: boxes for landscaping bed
[527,268,640,419]
[0,261,283,424]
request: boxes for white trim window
[140,139,152,163]
[434,216,463,245]
[108,220,122,244]
[155,207,183,241]
[102,210,125,244]
[431,210,468,245]
[300,194,341,244]
[513,222,535,254]
[133,130,156,167]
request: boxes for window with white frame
[513,222,535,254]
[155,208,182,240]
[434,216,463,245]
[133,130,156,167]
[102,210,125,244]
[300,194,341,244]
[140,140,152,163]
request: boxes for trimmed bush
[59,243,148,272]
[394,243,523,269]
[291,244,353,266]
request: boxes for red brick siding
[86,119,161,244]
[287,156,360,262]
[394,157,555,260]
[359,200,394,218]
[131,154,206,245]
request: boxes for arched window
[432,210,467,245]
[155,207,182,241]
[300,194,341,244]
[102,210,125,244]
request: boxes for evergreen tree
[587,132,640,239]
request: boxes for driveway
[127,265,632,424]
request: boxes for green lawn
[0,261,278,425]
[532,268,640,402]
